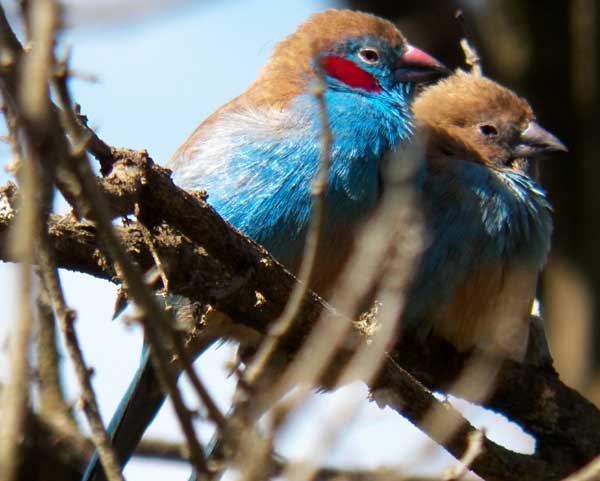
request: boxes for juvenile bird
[405,70,566,359]
[82,10,447,481]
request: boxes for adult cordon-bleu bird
[82,9,448,481]
[405,70,566,360]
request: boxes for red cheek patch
[322,56,381,93]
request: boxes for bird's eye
[358,48,380,65]
[479,124,498,136]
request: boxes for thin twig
[459,39,482,76]
[281,386,367,481]
[232,66,336,481]
[137,208,227,430]
[334,141,424,388]
[444,429,485,481]
[168,330,228,429]
[132,311,213,476]
[1,3,126,479]
[243,143,422,422]
[455,10,482,75]
[18,0,56,124]
[280,140,425,481]
[135,439,189,462]
[243,66,332,387]
[373,360,506,479]
[400,354,499,475]
[51,52,211,477]
[35,268,77,428]
[0,197,36,481]
[226,63,336,481]
[38,261,126,481]
[235,74,424,481]
[561,454,600,481]
[1,157,598,480]
[137,208,170,292]
[0,3,56,481]
[0,119,36,481]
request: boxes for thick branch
[1,150,598,480]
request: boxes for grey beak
[513,121,568,158]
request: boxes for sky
[0,1,532,480]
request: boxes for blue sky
[0,2,531,480]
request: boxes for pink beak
[394,45,450,83]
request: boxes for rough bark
[1,151,599,481]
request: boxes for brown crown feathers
[413,70,535,168]
[248,9,406,107]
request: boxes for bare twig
[35,268,76,428]
[1,157,599,480]
[0,4,56,481]
[1,3,128,479]
[136,211,227,431]
[169,330,228,430]
[18,0,57,123]
[243,66,332,388]
[134,439,189,462]
[444,429,485,481]
[51,50,211,478]
[1,3,211,474]
[334,141,424,387]
[459,39,482,76]
[455,10,482,75]
[0,207,36,481]
[561,454,600,481]
[137,209,170,292]
[280,387,366,481]
[224,66,335,481]
[241,144,422,428]
[135,310,214,477]
[233,85,425,481]
[277,141,424,481]
[39,262,126,481]
[401,354,499,476]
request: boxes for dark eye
[358,48,380,65]
[479,124,498,136]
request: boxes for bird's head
[249,10,448,107]
[413,70,567,174]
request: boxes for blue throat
[426,160,552,263]
[201,83,414,271]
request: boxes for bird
[403,70,566,360]
[82,9,448,481]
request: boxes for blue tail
[81,346,166,481]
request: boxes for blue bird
[82,9,447,481]
[406,70,566,359]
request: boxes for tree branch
[1,147,598,480]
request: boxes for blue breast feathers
[172,83,413,272]
[403,158,553,329]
